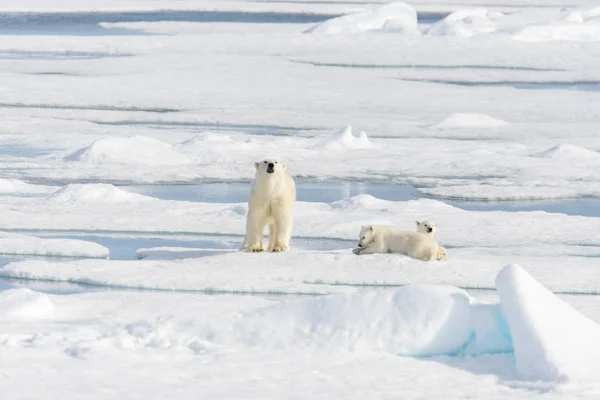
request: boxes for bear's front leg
[271,202,292,252]
[245,209,266,252]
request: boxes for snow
[0,231,109,258]
[305,3,419,34]
[0,178,55,195]
[496,264,600,382]
[0,288,54,319]
[47,183,153,204]
[431,113,509,129]
[64,136,190,166]
[532,143,600,162]
[311,125,374,151]
[427,8,502,37]
[427,6,600,41]
[2,1,600,398]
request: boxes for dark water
[0,10,339,35]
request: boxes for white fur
[241,158,296,252]
[437,246,448,261]
[352,225,442,262]
[416,220,437,236]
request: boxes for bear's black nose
[268,163,274,169]
[428,227,433,232]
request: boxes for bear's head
[416,220,437,235]
[254,158,287,176]
[357,225,375,248]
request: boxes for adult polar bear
[353,225,446,261]
[241,158,296,252]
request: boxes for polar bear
[416,220,437,236]
[437,246,448,261]
[352,225,442,261]
[240,158,296,252]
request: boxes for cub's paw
[352,248,362,255]
[250,245,264,252]
[271,246,288,252]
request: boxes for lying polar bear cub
[241,158,296,252]
[353,225,446,261]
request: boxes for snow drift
[427,8,502,37]
[64,136,190,166]
[427,6,600,41]
[0,231,109,258]
[431,113,509,129]
[0,288,54,319]
[0,178,55,195]
[48,183,153,204]
[305,3,419,34]
[496,264,600,382]
[532,144,600,163]
[311,126,374,151]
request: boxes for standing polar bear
[353,225,445,261]
[241,158,296,252]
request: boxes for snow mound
[329,194,388,210]
[0,288,54,319]
[427,8,502,37]
[496,264,600,381]
[305,3,419,34]
[426,6,600,41]
[64,135,190,166]
[48,184,153,204]
[0,232,109,258]
[226,285,473,355]
[533,144,600,162]
[311,126,374,151]
[432,113,509,129]
[0,178,55,195]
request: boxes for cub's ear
[415,221,420,227]
[282,163,287,171]
[254,161,259,170]
[433,223,438,228]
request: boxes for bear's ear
[433,223,438,228]
[415,221,420,227]
[282,163,287,171]
[254,161,259,170]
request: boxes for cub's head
[254,158,286,176]
[357,225,375,248]
[416,220,437,235]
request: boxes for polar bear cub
[416,220,437,236]
[352,225,442,261]
[241,158,296,253]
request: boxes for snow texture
[431,113,509,129]
[496,264,600,382]
[305,3,419,34]
[47,183,153,204]
[64,136,190,166]
[0,232,109,258]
